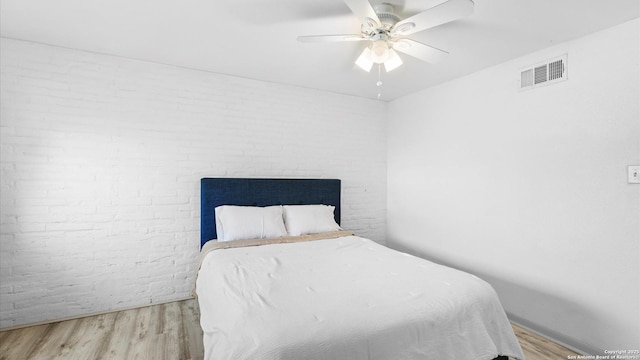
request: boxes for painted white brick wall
[0,38,387,329]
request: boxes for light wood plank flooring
[0,300,203,360]
[0,299,580,360]
[512,324,581,360]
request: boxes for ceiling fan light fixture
[370,39,390,63]
[384,49,403,72]
[355,47,374,72]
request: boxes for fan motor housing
[374,3,400,27]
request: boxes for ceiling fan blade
[297,34,367,43]
[391,0,474,36]
[392,39,449,64]
[343,0,380,26]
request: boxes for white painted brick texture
[0,38,387,328]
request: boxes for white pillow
[283,205,341,236]
[215,205,287,242]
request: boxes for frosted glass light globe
[370,40,389,64]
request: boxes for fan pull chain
[377,64,382,100]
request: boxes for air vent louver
[521,69,533,87]
[534,65,547,84]
[520,54,567,90]
[548,59,564,81]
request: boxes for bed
[195,178,525,360]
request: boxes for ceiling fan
[297,0,474,73]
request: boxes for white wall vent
[519,54,567,90]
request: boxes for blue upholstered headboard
[200,178,341,247]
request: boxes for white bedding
[195,235,525,360]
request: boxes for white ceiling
[1,0,638,101]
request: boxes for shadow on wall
[386,240,609,356]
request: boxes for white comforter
[196,235,524,360]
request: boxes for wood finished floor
[0,299,580,360]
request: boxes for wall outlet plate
[628,165,640,184]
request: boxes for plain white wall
[387,19,639,354]
[0,38,387,328]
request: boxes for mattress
[195,234,524,360]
